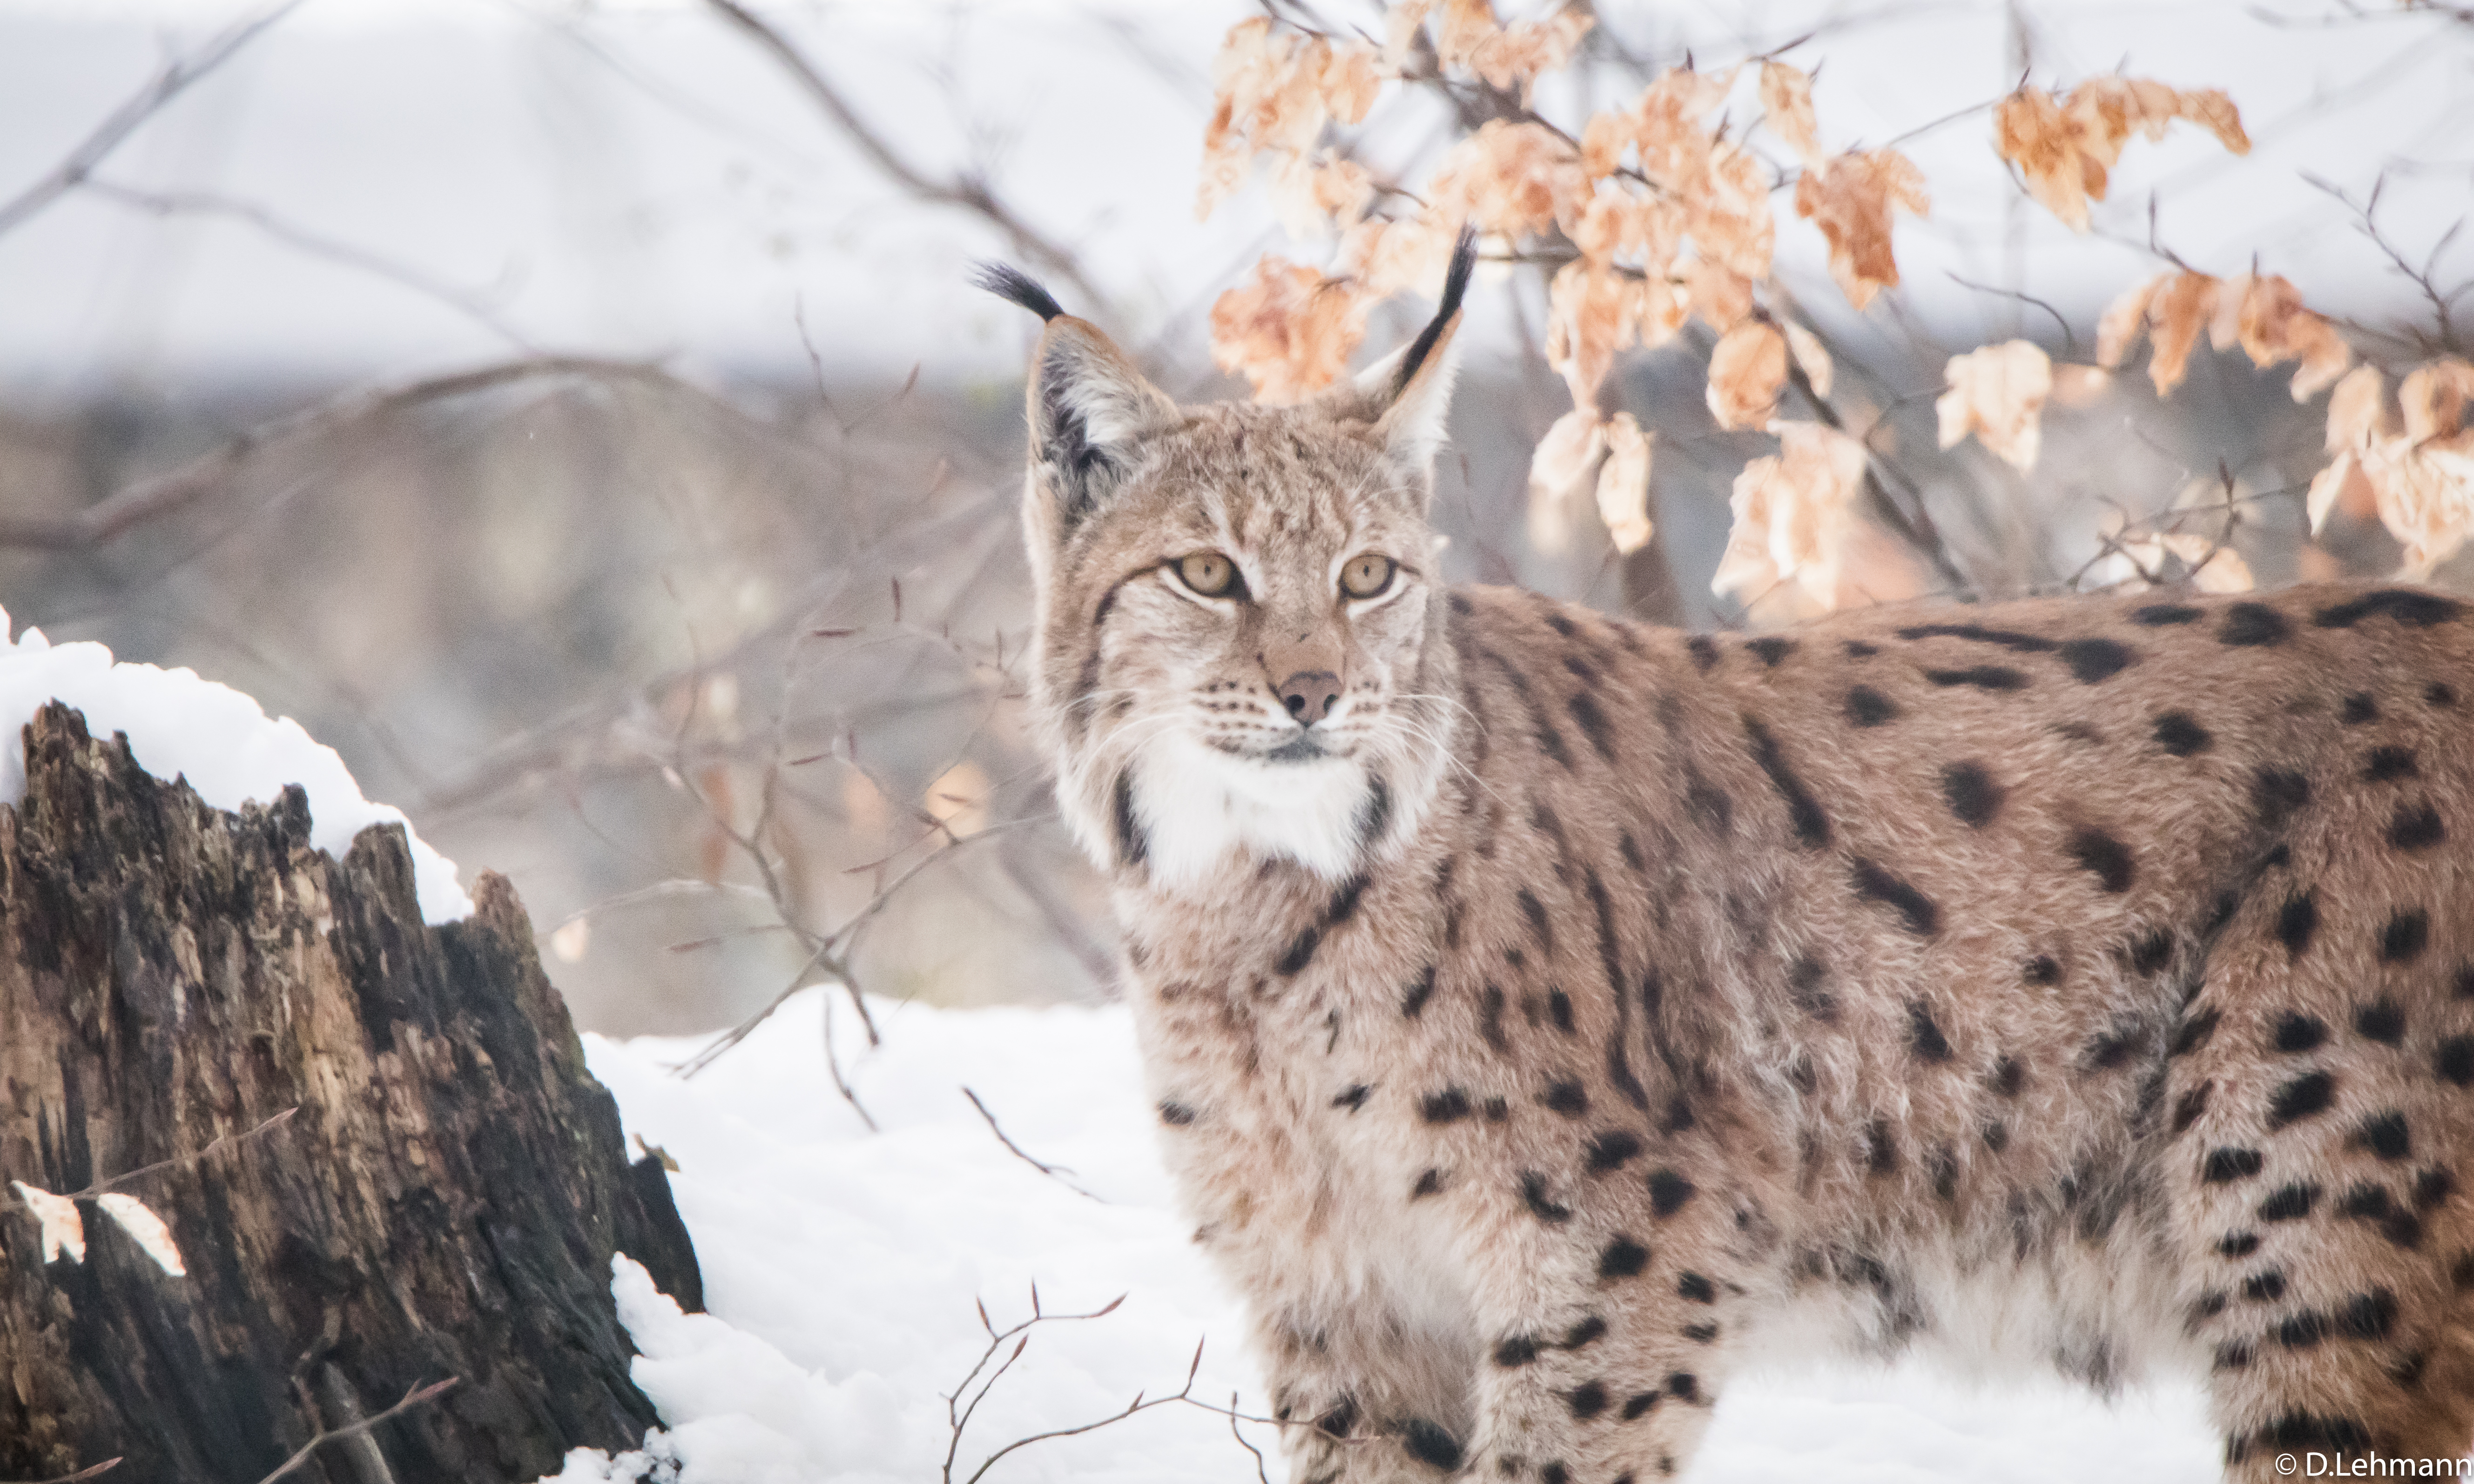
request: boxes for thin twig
[961,1088,1106,1203]
[701,0,1106,309]
[1945,271,2078,356]
[250,1378,458,1484]
[0,0,304,239]
[4,1460,122,1484]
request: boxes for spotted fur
[990,259,2474,1479]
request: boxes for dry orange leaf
[2401,357,2474,442]
[1706,320,1787,432]
[1711,421,1871,609]
[1793,148,1929,311]
[1427,120,1585,242]
[2104,269,2353,400]
[1759,60,1823,168]
[1596,412,1656,554]
[1437,0,1592,101]
[1545,260,1645,407]
[1783,320,1833,399]
[1936,340,2053,471]
[1197,23,1387,221]
[1210,255,1370,402]
[1525,406,1606,555]
[1995,77,2249,231]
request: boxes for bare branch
[62,1106,299,1201]
[701,0,1106,310]
[4,1459,122,1484]
[250,1378,459,1484]
[1945,271,2079,356]
[0,1,304,240]
[962,1088,1107,1203]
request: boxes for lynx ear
[1309,228,1475,493]
[975,263,1179,544]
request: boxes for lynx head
[979,235,1476,895]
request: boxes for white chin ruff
[1131,731,1371,891]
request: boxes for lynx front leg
[1458,1165,1734,1484]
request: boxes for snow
[570,987,2229,1484]
[0,604,470,922]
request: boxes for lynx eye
[1340,554,1397,600]
[1175,551,1241,598]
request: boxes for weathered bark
[0,703,701,1483]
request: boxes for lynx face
[999,265,1466,891]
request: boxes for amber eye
[1340,553,1396,600]
[1175,551,1241,598]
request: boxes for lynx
[979,239,2474,1481]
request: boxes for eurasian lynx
[980,239,2474,1480]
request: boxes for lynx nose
[1278,671,1342,726]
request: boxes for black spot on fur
[2341,692,2379,725]
[1850,857,1940,936]
[1685,636,1719,672]
[2389,803,2446,851]
[2025,955,2062,985]
[1598,1236,1649,1279]
[1483,1096,1509,1123]
[2276,893,2319,957]
[2356,1000,2406,1046]
[1940,761,2003,827]
[1402,966,1437,1019]
[2430,681,2459,707]
[2130,929,2175,975]
[1845,685,1900,727]
[1520,1171,1572,1223]
[2248,1414,2372,1453]
[1401,1418,1462,1471]
[2153,712,2213,756]
[1661,1095,1695,1135]
[2267,1072,2337,1129]
[1316,1397,1358,1440]
[2084,1025,2142,1071]
[1907,1002,1953,1062]
[2277,1311,2327,1349]
[1421,1089,1473,1123]
[1682,1322,1719,1343]
[1666,1373,1701,1403]
[2435,1035,2474,1087]
[1159,1101,1196,1126]
[2220,1232,2261,1258]
[2259,1183,2319,1222]
[1677,1272,1716,1303]
[1547,988,1576,1036]
[1845,639,1880,658]
[1587,1131,1644,1173]
[1111,770,1148,868]
[2219,602,2290,646]
[1333,1084,1373,1113]
[2337,1289,2398,1341]
[2131,604,2202,626]
[2059,637,2137,683]
[1865,1119,1898,1175]
[2172,1009,2223,1058]
[2253,768,2312,829]
[2381,909,2431,963]
[1787,956,1836,1020]
[2414,1168,2454,1209]
[1897,622,2058,652]
[1924,665,2029,691]
[1568,693,1617,763]
[2242,1271,2286,1303]
[1746,637,1794,667]
[2273,1013,2328,1053]
[2365,746,2419,783]
[1647,1168,1696,1218]
[2361,1113,2412,1162]
[2066,827,2135,893]
[1984,1120,2011,1151]
[1685,773,1733,835]
[1494,1336,1539,1367]
[1412,1168,1443,1198]
[2313,589,2461,629]
[2171,1084,2212,1135]
[1990,1056,2027,1098]
[1744,716,1832,848]
[1564,1382,1610,1420]
[2205,1148,2265,1184]
[1543,1081,1589,1118]
[1479,985,1509,1053]
[1560,1316,1608,1350]
[1621,1392,1660,1421]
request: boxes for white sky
[0,0,2467,398]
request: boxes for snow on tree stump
[0,702,701,1483]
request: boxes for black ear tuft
[971,262,1065,323]
[1391,225,1478,399]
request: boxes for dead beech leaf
[1268,153,1376,238]
[1383,0,1437,70]
[1711,421,1872,610]
[1545,260,1642,407]
[1210,255,1369,402]
[1684,259,1753,334]
[2234,274,2354,401]
[1793,148,1929,310]
[2144,272,2220,397]
[1706,320,1786,431]
[2400,357,2474,442]
[2095,273,2166,369]
[2050,364,2111,409]
[11,1181,84,1264]
[1198,21,1364,220]
[1527,408,1606,556]
[1759,60,1823,167]
[1995,77,2250,231]
[1426,120,1584,242]
[1783,320,1833,399]
[1936,340,2053,471]
[94,1193,186,1277]
[1337,216,1457,297]
[2325,363,2389,452]
[1437,0,1592,101]
[2306,452,2376,534]
[1693,140,1776,282]
[1596,412,1655,554]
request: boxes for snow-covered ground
[570,987,2228,1484]
[0,604,2230,1481]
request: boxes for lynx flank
[980,241,2474,1479]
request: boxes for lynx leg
[1256,1299,1481,1483]
[1455,1165,1736,1484]
[2166,862,2474,1472]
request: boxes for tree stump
[0,703,702,1483]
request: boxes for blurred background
[1,0,2469,1044]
